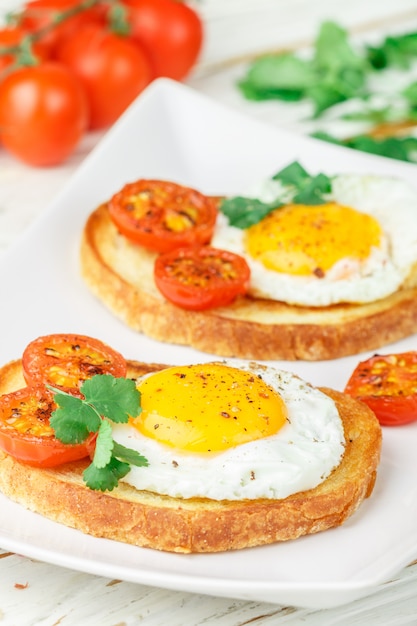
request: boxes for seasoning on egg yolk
[131,363,288,452]
[244,202,383,276]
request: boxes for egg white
[112,361,345,501]
[211,174,417,307]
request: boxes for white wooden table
[1,1,417,623]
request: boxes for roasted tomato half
[108,179,218,253]
[0,385,92,467]
[22,334,127,393]
[344,351,417,426]
[154,245,251,311]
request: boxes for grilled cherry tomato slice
[108,180,218,253]
[22,334,127,393]
[344,351,417,426]
[154,246,250,311]
[0,385,92,467]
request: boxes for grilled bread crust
[0,358,382,553]
[79,204,417,361]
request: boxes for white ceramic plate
[0,79,417,610]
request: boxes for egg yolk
[131,364,288,452]
[245,202,382,276]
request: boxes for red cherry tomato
[154,246,251,310]
[55,22,152,129]
[0,61,88,166]
[19,0,105,55]
[108,179,219,253]
[122,0,203,80]
[0,385,92,467]
[22,333,127,393]
[344,351,417,426]
[0,26,48,75]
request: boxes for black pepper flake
[313,267,325,278]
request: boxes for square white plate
[0,78,417,610]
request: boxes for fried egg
[211,174,417,306]
[112,361,345,501]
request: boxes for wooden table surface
[1,1,417,623]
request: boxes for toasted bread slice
[0,358,381,553]
[80,204,417,361]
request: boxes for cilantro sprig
[238,21,417,118]
[219,161,332,228]
[311,131,417,163]
[49,375,148,492]
[237,21,417,163]
[238,22,369,117]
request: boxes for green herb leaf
[306,82,350,118]
[340,104,408,124]
[49,374,148,492]
[92,420,114,469]
[113,441,149,467]
[309,131,345,146]
[311,130,417,163]
[83,457,131,492]
[50,393,101,444]
[313,21,366,76]
[80,375,141,423]
[271,160,310,186]
[219,161,332,228]
[237,21,369,117]
[402,81,417,107]
[237,20,417,163]
[367,32,417,70]
[308,22,368,116]
[293,172,332,204]
[349,135,417,162]
[272,161,332,204]
[219,196,281,229]
[238,54,316,101]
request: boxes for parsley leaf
[237,21,417,163]
[84,441,148,492]
[238,54,316,102]
[313,21,366,75]
[402,81,417,108]
[219,161,332,228]
[50,393,101,444]
[219,196,282,229]
[238,21,368,117]
[93,419,114,469]
[113,441,149,467]
[311,131,417,163]
[308,22,368,116]
[273,161,332,204]
[49,374,148,492]
[80,375,141,423]
[271,160,309,186]
[293,173,332,204]
[366,32,417,70]
[83,456,131,492]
